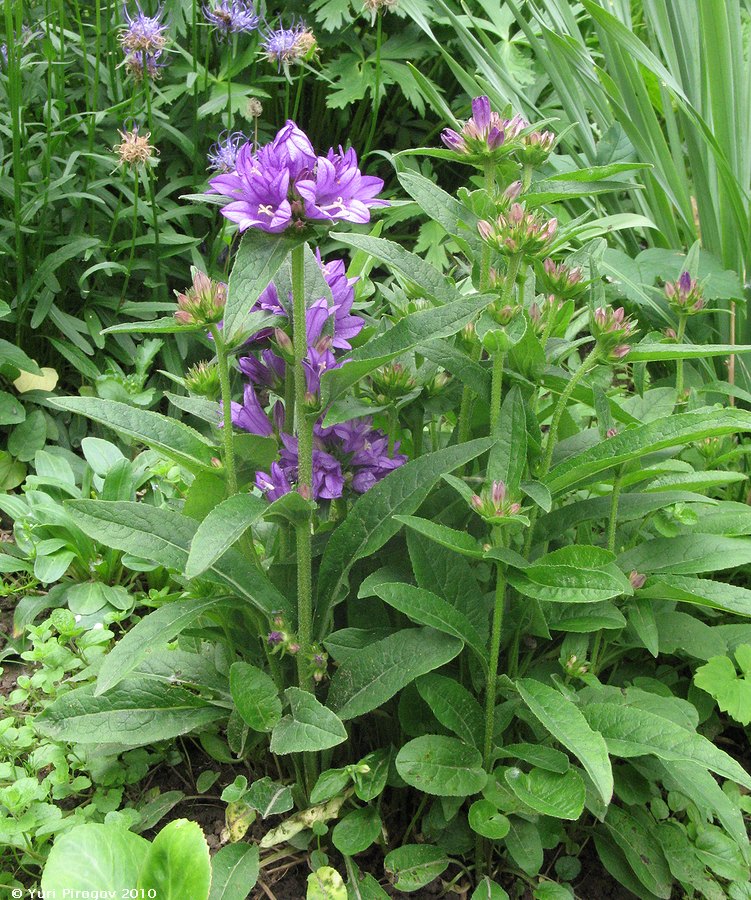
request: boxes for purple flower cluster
[120,2,168,81]
[204,0,259,37]
[442,96,526,157]
[261,20,316,70]
[222,251,406,501]
[207,131,247,173]
[208,120,387,233]
[254,419,407,502]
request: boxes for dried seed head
[114,125,157,168]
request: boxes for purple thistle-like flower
[204,0,259,36]
[441,95,526,158]
[124,49,166,81]
[121,2,168,53]
[207,131,247,173]
[296,146,387,225]
[256,462,292,501]
[261,20,316,70]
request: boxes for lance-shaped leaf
[314,438,494,635]
[186,492,268,578]
[52,397,216,473]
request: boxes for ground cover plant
[2,2,751,899]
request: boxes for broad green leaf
[471,878,510,900]
[363,581,488,667]
[504,816,543,877]
[270,688,347,754]
[545,409,751,494]
[41,824,148,894]
[694,824,749,882]
[497,743,569,773]
[694,650,751,726]
[67,501,294,623]
[52,397,216,473]
[581,702,751,789]
[416,673,484,747]
[0,338,42,374]
[468,800,511,839]
[604,806,672,899]
[346,864,390,900]
[509,546,631,604]
[224,230,305,339]
[245,777,294,817]
[208,844,260,900]
[383,844,449,892]
[103,316,199,335]
[0,390,25,425]
[397,170,479,238]
[619,535,751,575]
[315,438,494,635]
[488,385,527,495]
[230,662,282,732]
[186,492,268,578]
[504,767,585,820]
[628,598,659,657]
[332,807,382,856]
[36,679,224,746]
[307,866,347,900]
[326,628,463,720]
[395,734,487,796]
[516,679,613,805]
[137,819,211,900]
[95,597,222,695]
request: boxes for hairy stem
[675,314,687,404]
[210,324,238,497]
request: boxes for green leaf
[394,514,485,558]
[224,230,305,339]
[504,766,585,820]
[383,844,449,893]
[0,338,42,374]
[315,438,494,635]
[515,679,613,805]
[694,649,751,726]
[416,673,484,747]
[497,743,570,773]
[629,343,751,361]
[41,824,148,894]
[332,807,382,856]
[468,800,511,839]
[395,734,487,796]
[230,662,282,733]
[582,702,751,789]
[327,628,463,720]
[396,170,479,239]
[362,581,488,667]
[545,409,751,494]
[505,816,543,876]
[0,390,25,425]
[509,546,632,603]
[8,409,47,461]
[307,866,347,900]
[604,806,672,899]
[694,824,749,882]
[208,844,260,900]
[95,597,222,695]
[138,819,211,900]
[332,231,469,306]
[52,397,216,473]
[245,776,294,818]
[270,688,347,754]
[186,493,268,578]
[36,680,224,746]
[67,501,294,623]
[619,534,751,575]
[488,385,527,494]
[471,878,510,900]
[322,291,494,406]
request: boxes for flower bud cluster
[517,130,556,166]
[664,271,705,316]
[185,361,221,400]
[174,269,227,326]
[563,654,589,677]
[539,258,585,300]
[369,363,417,402]
[592,306,637,361]
[478,203,557,258]
[441,96,526,159]
[529,294,564,334]
[470,480,522,522]
[266,614,300,656]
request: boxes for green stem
[524,346,600,557]
[210,324,238,497]
[483,556,506,771]
[489,255,522,432]
[119,169,140,308]
[675,314,687,404]
[606,467,624,554]
[363,12,383,157]
[143,80,164,298]
[291,245,314,692]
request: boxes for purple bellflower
[207,120,386,234]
